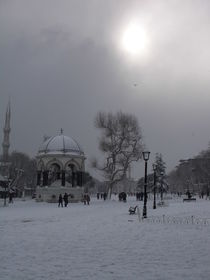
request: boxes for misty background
[1,0,210,179]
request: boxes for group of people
[58,193,69,207]
[118,192,127,202]
[136,192,144,201]
[199,190,210,199]
[58,193,91,207]
[96,192,107,200]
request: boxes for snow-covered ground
[1,196,210,280]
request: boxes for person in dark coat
[58,194,63,207]
[86,194,90,205]
[140,192,144,201]
[9,192,14,203]
[122,192,127,202]
[63,193,68,207]
[83,194,87,205]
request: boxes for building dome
[38,133,84,156]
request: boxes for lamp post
[153,163,157,209]
[142,151,150,218]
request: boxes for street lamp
[152,163,157,209]
[142,151,150,218]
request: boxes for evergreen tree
[154,153,166,177]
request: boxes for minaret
[2,101,11,162]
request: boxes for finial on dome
[60,128,63,135]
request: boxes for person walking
[86,194,90,205]
[83,194,87,205]
[58,194,63,207]
[9,191,14,203]
[123,192,127,202]
[63,193,68,207]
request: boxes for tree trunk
[107,183,113,199]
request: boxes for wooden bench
[129,206,138,215]
[183,198,196,202]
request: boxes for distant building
[36,130,86,202]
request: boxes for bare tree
[93,111,144,198]
[8,151,36,196]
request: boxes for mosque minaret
[2,101,11,162]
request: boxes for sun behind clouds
[120,21,149,56]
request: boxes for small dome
[38,134,84,156]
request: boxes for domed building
[36,130,86,202]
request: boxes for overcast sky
[1,0,210,179]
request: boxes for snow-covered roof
[38,134,84,156]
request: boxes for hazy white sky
[1,0,210,179]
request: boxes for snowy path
[0,197,210,280]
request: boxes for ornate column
[76,171,83,186]
[76,171,80,186]
[72,172,75,187]
[56,171,60,180]
[37,171,41,186]
[70,165,74,187]
[43,171,49,186]
[61,171,65,186]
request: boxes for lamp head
[142,151,150,161]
